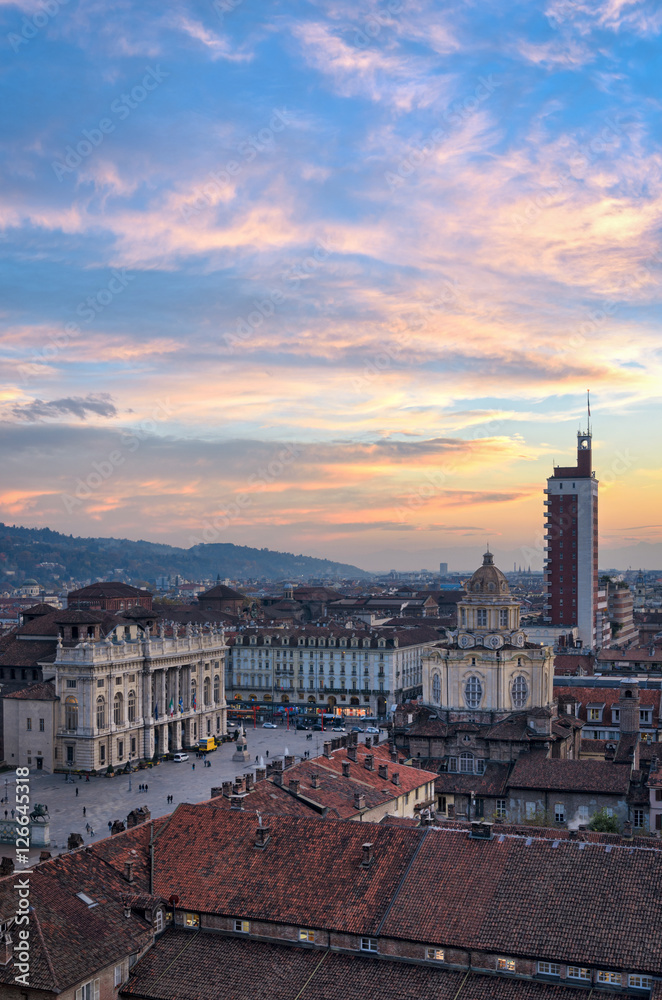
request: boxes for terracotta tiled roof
[209,783,315,818]
[3,680,57,700]
[555,685,660,714]
[379,828,662,970]
[152,805,422,933]
[68,582,146,599]
[0,637,57,667]
[121,930,632,1000]
[0,849,152,992]
[508,754,631,794]
[199,585,245,600]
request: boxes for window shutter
[93,979,100,1000]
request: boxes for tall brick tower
[543,408,599,649]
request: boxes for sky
[1,0,662,573]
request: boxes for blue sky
[1,0,661,571]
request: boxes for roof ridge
[31,902,60,992]
[375,827,429,936]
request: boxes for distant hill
[0,524,371,589]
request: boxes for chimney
[323,742,332,758]
[284,755,295,768]
[378,764,388,780]
[331,738,341,751]
[568,829,578,840]
[234,776,246,793]
[650,756,659,773]
[39,850,52,863]
[341,735,348,748]
[222,780,233,797]
[619,679,640,735]
[272,758,284,772]
[361,842,374,867]
[354,792,366,810]
[0,933,12,966]
[244,772,255,791]
[469,821,493,841]
[211,786,224,799]
[365,736,372,749]
[230,795,244,809]
[342,761,351,777]
[0,858,13,877]
[390,750,398,763]
[391,772,400,786]
[311,773,320,788]
[364,754,374,771]
[622,820,633,840]
[255,767,267,782]
[289,779,300,795]
[347,745,357,762]
[124,904,132,919]
[272,771,283,787]
[124,861,134,883]
[255,825,271,849]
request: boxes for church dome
[467,550,510,596]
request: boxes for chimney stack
[378,764,388,780]
[342,761,351,777]
[323,742,332,757]
[364,754,374,771]
[347,745,357,762]
[255,825,270,849]
[354,792,366,810]
[390,750,398,763]
[284,755,295,769]
[222,780,233,797]
[124,861,134,883]
[361,842,374,867]
[39,850,52,863]
[272,771,283,787]
[244,772,254,791]
[391,772,400,786]
[311,773,320,788]
[289,779,300,795]
[255,767,267,782]
[365,737,372,749]
[622,820,633,840]
[230,795,244,810]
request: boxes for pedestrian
[255,755,259,763]
[108,820,112,830]
[11,810,14,819]
[192,763,195,770]
[266,750,269,759]
[90,828,95,836]
[75,787,79,797]
[3,811,6,820]
[86,773,90,782]
[145,784,148,791]
[83,806,86,816]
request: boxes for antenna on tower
[586,388,591,434]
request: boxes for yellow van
[198,737,217,752]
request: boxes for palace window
[113,694,123,726]
[65,696,78,731]
[213,675,220,702]
[464,675,482,709]
[511,675,528,709]
[127,691,136,723]
[432,674,441,703]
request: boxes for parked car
[312,723,323,731]
[331,725,345,732]
[262,722,277,729]
[350,726,363,733]
[365,726,380,734]
[296,723,309,730]
[172,753,189,763]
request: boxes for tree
[588,808,619,833]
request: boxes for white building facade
[52,622,227,771]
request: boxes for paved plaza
[2,725,385,861]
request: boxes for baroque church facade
[422,550,554,721]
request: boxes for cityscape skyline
[2,1,661,571]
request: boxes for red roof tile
[508,754,631,794]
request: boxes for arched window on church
[464,676,482,709]
[432,674,441,703]
[459,752,474,773]
[512,675,528,709]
